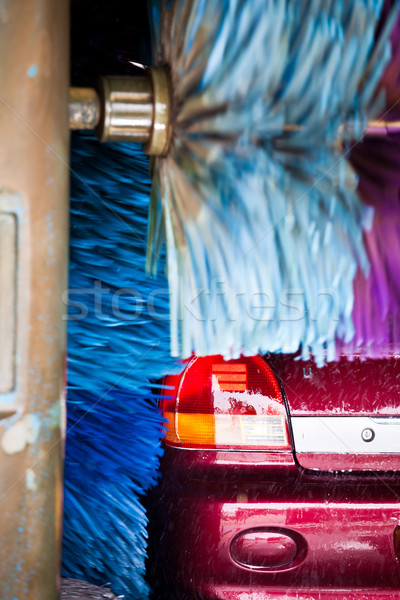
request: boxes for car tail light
[160,355,291,450]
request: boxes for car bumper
[149,448,400,600]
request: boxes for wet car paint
[148,356,400,600]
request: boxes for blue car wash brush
[64,0,400,598]
[63,137,175,599]
[64,4,174,598]
[70,0,399,366]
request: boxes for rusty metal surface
[0,212,17,394]
[0,0,69,598]
[69,87,100,130]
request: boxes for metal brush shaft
[69,70,400,154]
[364,120,400,136]
[69,87,100,130]
[278,121,400,136]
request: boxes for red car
[148,353,400,600]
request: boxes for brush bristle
[64,135,177,599]
[67,136,180,394]
[147,0,398,366]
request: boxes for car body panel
[149,446,400,599]
[268,356,400,471]
[269,355,400,416]
[149,355,400,600]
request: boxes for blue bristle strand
[67,135,180,393]
[148,0,398,366]
[63,134,179,598]
[63,389,163,598]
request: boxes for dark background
[71,0,151,87]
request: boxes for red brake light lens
[160,355,290,450]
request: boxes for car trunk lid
[269,354,400,471]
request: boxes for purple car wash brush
[346,135,400,356]
[341,6,400,359]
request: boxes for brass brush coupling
[69,66,171,156]
[69,65,400,152]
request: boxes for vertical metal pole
[0,0,69,598]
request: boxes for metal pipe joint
[69,66,171,156]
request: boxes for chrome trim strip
[291,416,400,454]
